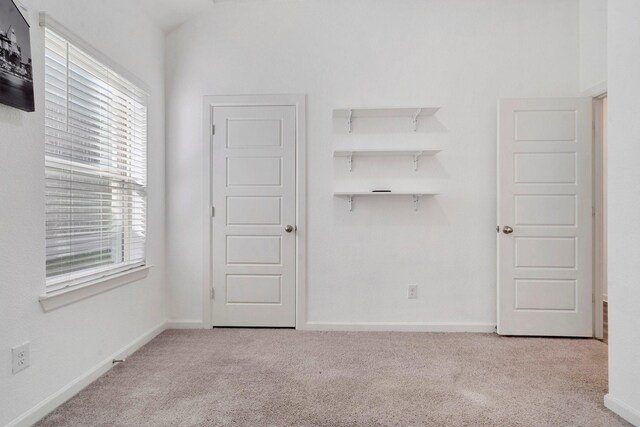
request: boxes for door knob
[503,226,514,235]
[285,225,295,233]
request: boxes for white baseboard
[605,394,640,426]
[7,320,167,427]
[166,320,204,329]
[301,321,496,333]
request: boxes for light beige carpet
[37,330,628,426]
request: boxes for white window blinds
[44,28,147,292]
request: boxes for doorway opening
[593,94,608,342]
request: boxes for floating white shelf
[334,149,441,171]
[334,190,440,211]
[333,107,440,132]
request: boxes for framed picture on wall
[0,0,34,112]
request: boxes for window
[44,28,147,293]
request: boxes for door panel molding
[202,95,307,329]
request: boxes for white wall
[579,0,607,93]
[605,1,640,424]
[165,0,581,328]
[0,1,166,425]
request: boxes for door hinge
[212,124,216,135]
[210,288,215,300]
[211,206,215,217]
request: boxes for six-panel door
[211,106,297,327]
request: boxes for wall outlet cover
[12,342,30,374]
[408,284,418,299]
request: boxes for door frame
[592,92,607,339]
[202,94,307,329]
[582,83,608,339]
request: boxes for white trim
[295,97,308,329]
[593,95,607,340]
[38,12,150,95]
[202,99,213,330]
[46,262,147,292]
[605,394,640,426]
[582,81,608,98]
[302,321,497,333]
[166,320,204,329]
[202,94,307,330]
[39,266,152,312]
[6,321,166,427]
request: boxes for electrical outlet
[408,284,418,299]
[12,342,30,374]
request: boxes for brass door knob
[503,226,514,235]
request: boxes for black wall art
[0,0,34,112]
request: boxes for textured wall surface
[579,0,607,92]
[606,0,640,423]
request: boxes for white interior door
[211,105,297,327]
[497,98,593,337]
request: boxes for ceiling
[133,0,214,33]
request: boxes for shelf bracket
[348,195,353,212]
[412,108,422,132]
[347,109,353,133]
[413,151,423,171]
[413,195,420,211]
[347,152,353,172]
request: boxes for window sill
[39,265,152,312]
